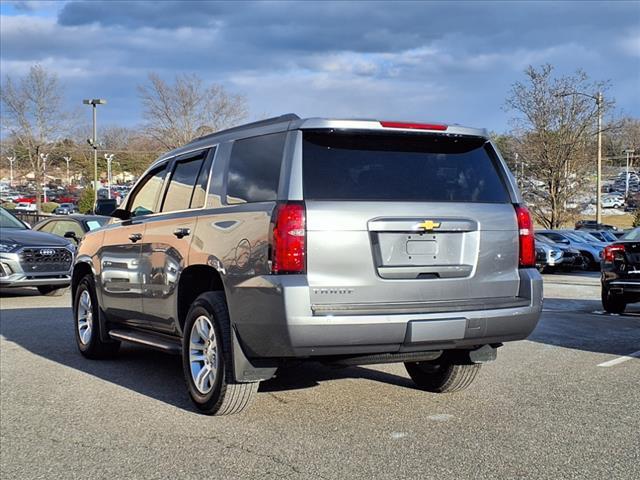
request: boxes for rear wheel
[405,361,480,393]
[74,275,120,358]
[182,292,258,415]
[581,252,598,271]
[602,286,626,314]
[38,285,66,296]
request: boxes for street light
[557,90,603,224]
[63,156,72,186]
[83,98,107,203]
[625,149,636,197]
[104,153,114,199]
[39,153,49,203]
[6,155,16,188]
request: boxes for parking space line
[597,350,640,367]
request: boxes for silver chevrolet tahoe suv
[71,114,543,415]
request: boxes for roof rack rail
[186,113,300,145]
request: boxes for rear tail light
[380,121,448,131]
[603,244,625,262]
[271,201,306,274]
[515,205,535,268]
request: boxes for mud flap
[232,327,278,382]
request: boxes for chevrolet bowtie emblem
[418,220,441,231]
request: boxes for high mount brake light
[603,244,625,262]
[515,205,535,268]
[379,121,448,131]
[271,202,306,274]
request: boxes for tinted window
[51,220,83,238]
[85,218,108,231]
[190,149,215,209]
[622,228,640,241]
[162,154,206,213]
[541,232,566,243]
[0,208,26,229]
[227,132,286,203]
[37,221,55,233]
[128,165,168,217]
[303,132,510,202]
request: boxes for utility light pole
[83,98,107,204]
[557,90,603,224]
[104,153,114,199]
[7,156,16,188]
[39,153,49,204]
[63,156,72,186]
[626,149,636,198]
[597,92,602,224]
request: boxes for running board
[108,329,182,355]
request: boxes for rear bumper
[229,269,543,358]
[605,279,640,296]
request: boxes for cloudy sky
[1,0,639,132]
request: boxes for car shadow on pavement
[530,298,640,356]
[0,306,417,411]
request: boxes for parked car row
[0,206,110,296]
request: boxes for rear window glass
[226,132,286,204]
[302,131,510,203]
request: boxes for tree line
[0,65,247,211]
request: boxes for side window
[38,221,55,233]
[128,164,168,217]
[544,232,565,243]
[226,132,286,204]
[190,149,215,209]
[161,153,207,213]
[53,220,83,238]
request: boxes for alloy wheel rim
[77,290,93,345]
[189,315,218,394]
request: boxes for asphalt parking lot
[1,274,639,479]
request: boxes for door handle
[173,227,191,239]
[128,233,142,243]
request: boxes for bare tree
[1,65,70,210]
[138,72,248,150]
[505,64,613,228]
[604,116,640,165]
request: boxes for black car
[601,227,640,313]
[94,198,118,216]
[575,220,618,231]
[34,215,109,244]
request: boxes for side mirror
[110,208,131,220]
[560,239,570,245]
[64,231,79,243]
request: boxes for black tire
[38,285,67,296]
[73,274,120,359]
[581,252,598,271]
[601,286,626,314]
[405,361,480,393]
[182,291,258,415]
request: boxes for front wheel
[405,361,480,393]
[602,287,626,314]
[182,292,258,415]
[73,275,120,358]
